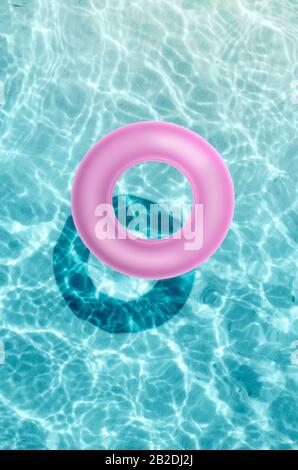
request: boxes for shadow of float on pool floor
[53,196,194,333]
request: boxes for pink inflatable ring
[71,121,234,280]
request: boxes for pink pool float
[71,121,234,279]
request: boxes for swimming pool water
[0,0,298,450]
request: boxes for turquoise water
[0,0,298,450]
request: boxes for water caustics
[53,196,195,333]
[0,0,298,450]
